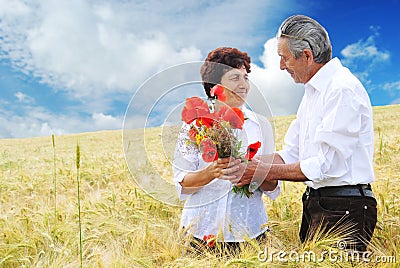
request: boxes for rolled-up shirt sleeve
[300,89,369,182]
[262,180,281,200]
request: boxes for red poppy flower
[245,141,261,160]
[181,97,210,124]
[217,106,244,129]
[203,234,216,248]
[188,128,197,141]
[184,96,208,109]
[231,107,245,127]
[200,139,218,162]
[196,113,215,128]
[210,84,226,102]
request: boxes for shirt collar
[306,57,342,92]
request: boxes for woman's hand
[180,157,241,188]
[206,157,241,180]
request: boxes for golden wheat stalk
[51,134,57,221]
[76,141,83,267]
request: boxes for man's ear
[304,49,313,64]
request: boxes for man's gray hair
[277,15,332,64]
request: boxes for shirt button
[364,206,368,210]
[345,211,350,214]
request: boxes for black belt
[306,184,374,198]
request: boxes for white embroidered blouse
[173,107,280,242]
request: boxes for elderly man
[227,15,377,251]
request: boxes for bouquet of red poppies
[181,85,261,198]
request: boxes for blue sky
[0,0,399,138]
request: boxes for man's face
[277,38,310,84]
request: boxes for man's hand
[220,160,247,184]
[235,158,270,186]
[219,157,269,186]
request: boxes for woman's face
[220,66,250,107]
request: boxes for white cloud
[383,81,400,103]
[15,91,35,103]
[339,29,391,93]
[0,0,30,19]
[249,38,304,116]
[0,106,65,138]
[1,38,304,138]
[92,112,122,130]
[0,0,301,138]
[341,36,390,62]
[0,102,123,138]
[340,30,390,84]
[0,0,204,99]
[383,81,400,91]
[0,0,292,99]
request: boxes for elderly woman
[173,47,280,252]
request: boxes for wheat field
[0,105,399,267]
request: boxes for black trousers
[299,185,377,251]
